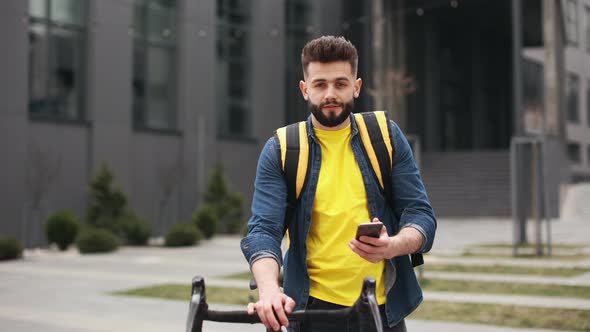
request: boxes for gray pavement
[1,217,589,332]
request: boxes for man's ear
[299,80,308,100]
[354,78,362,98]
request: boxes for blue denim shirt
[241,114,436,328]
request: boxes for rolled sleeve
[389,121,437,253]
[240,137,288,268]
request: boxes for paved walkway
[1,217,589,332]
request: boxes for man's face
[299,61,362,128]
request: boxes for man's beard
[308,99,354,127]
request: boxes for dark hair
[301,36,358,77]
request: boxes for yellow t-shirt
[307,123,386,306]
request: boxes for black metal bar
[187,276,383,332]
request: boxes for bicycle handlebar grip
[187,276,207,332]
[205,310,262,324]
[359,277,383,332]
[191,276,205,296]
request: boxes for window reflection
[567,73,580,123]
[133,0,177,130]
[565,0,579,46]
[51,0,85,26]
[28,0,86,120]
[217,0,252,138]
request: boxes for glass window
[216,0,252,138]
[567,73,579,123]
[51,0,85,26]
[132,0,177,130]
[285,0,312,124]
[587,79,590,127]
[565,0,579,46]
[29,0,46,18]
[28,0,86,120]
[567,142,581,164]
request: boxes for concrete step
[423,291,590,310]
[420,151,511,217]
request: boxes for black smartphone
[355,222,383,241]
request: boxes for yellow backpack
[274,111,423,267]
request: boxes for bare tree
[155,157,184,234]
[24,144,61,247]
[368,0,417,129]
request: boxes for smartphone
[355,222,383,241]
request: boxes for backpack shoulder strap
[353,111,393,195]
[274,121,309,234]
[354,111,424,268]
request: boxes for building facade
[0,0,588,247]
[0,0,285,246]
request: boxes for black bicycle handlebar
[203,306,355,323]
[186,275,383,332]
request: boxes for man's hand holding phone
[349,218,392,263]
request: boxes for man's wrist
[387,235,399,259]
[386,228,423,259]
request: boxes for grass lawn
[420,278,590,299]
[114,284,257,305]
[223,263,590,279]
[423,263,590,277]
[410,301,590,331]
[220,272,590,299]
[115,284,590,331]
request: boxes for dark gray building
[1,0,285,247]
[0,0,587,247]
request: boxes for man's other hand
[247,286,296,332]
[348,217,392,263]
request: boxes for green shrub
[76,228,119,254]
[203,163,245,234]
[45,210,80,251]
[86,164,128,233]
[119,213,152,245]
[193,204,217,239]
[0,237,23,261]
[224,193,244,233]
[165,224,202,247]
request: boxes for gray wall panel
[251,0,286,138]
[87,1,133,192]
[0,1,29,242]
[218,141,260,213]
[131,133,182,234]
[219,0,286,217]
[26,122,89,245]
[177,0,216,221]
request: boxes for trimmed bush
[193,205,217,239]
[45,210,80,251]
[0,237,23,261]
[165,224,201,247]
[86,164,128,233]
[76,228,119,254]
[119,213,152,245]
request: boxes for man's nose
[324,84,337,100]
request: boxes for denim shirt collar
[305,113,360,143]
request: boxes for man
[241,36,436,332]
